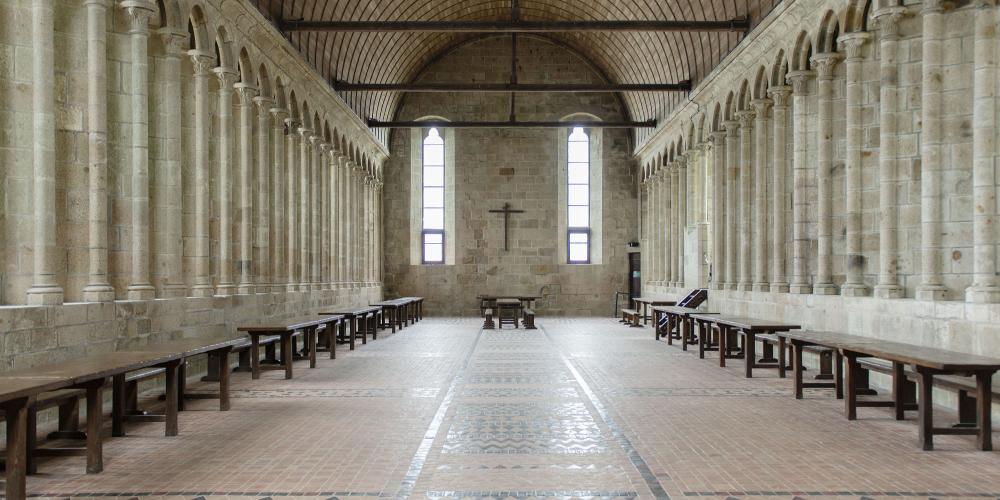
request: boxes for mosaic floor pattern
[14,317,1000,499]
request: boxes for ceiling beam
[281,19,749,33]
[336,81,691,92]
[367,119,657,128]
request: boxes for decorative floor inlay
[443,402,607,455]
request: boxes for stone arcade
[1,0,1000,497]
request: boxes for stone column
[328,150,338,287]
[122,1,156,300]
[641,180,650,287]
[915,0,948,300]
[723,120,740,290]
[298,127,312,289]
[663,169,673,285]
[812,52,842,296]
[270,108,288,290]
[768,86,792,293]
[285,119,299,291]
[318,144,330,289]
[337,156,349,285]
[677,157,688,287]
[751,99,772,292]
[82,0,114,302]
[968,0,1000,303]
[710,131,727,289]
[213,67,238,296]
[187,51,214,297]
[254,96,273,293]
[309,135,321,289]
[376,180,384,283]
[873,7,907,299]
[151,29,186,298]
[839,32,872,297]
[736,109,755,292]
[234,83,257,295]
[648,173,658,283]
[786,70,815,294]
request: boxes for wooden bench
[238,316,341,380]
[483,308,495,329]
[319,308,379,349]
[522,308,536,330]
[0,388,86,475]
[621,308,641,327]
[692,315,801,378]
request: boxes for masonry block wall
[383,36,637,316]
[0,0,383,369]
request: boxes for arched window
[421,128,445,263]
[567,127,590,263]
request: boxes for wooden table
[0,376,74,499]
[778,330,999,451]
[320,307,380,348]
[238,315,341,379]
[689,314,800,378]
[395,296,424,323]
[479,295,540,316]
[496,298,522,329]
[372,298,412,333]
[652,306,716,350]
[632,297,676,325]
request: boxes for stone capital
[735,109,756,129]
[785,70,815,95]
[84,0,111,7]
[187,50,214,75]
[767,85,792,107]
[810,52,842,80]
[872,6,908,40]
[211,67,239,89]
[156,28,187,57]
[723,120,740,136]
[750,98,772,116]
[837,31,872,61]
[120,0,155,35]
[297,127,313,139]
[710,130,727,144]
[269,107,289,121]
[233,83,258,105]
[253,96,274,113]
[921,0,950,15]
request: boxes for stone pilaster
[187,51,214,297]
[298,127,312,290]
[736,109,755,292]
[839,32,872,297]
[751,98,772,292]
[786,70,815,294]
[213,67,238,296]
[253,96,273,293]
[768,86,792,293]
[915,0,949,301]
[723,120,740,290]
[648,172,659,283]
[810,52,841,295]
[122,0,156,301]
[677,156,688,287]
[641,179,651,287]
[269,108,288,290]
[319,143,331,289]
[285,119,299,291]
[337,155,349,286]
[873,6,907,299]
[151,29,187,299]
[82,0,114,302]
[669,163,679,286]
[234,83,257,295]
[710,131,727,289]
[309,134,321,289]
[662,168,672,285]
[967,0,1000,303]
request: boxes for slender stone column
[285,119,299,291]
[319,144,331,289]
[121,1,156,300]
[811,52,841,295]
[677,157,687,287]
[309,135,321,289]
[786,70,815,294]
[710,131,727,289]
[641,180,651,287]
[648,173,658,283]
[672,163,681,286]
[151,29,186,298]
[328,150,338,287]
[213,68,238,295]
[337,156,349,285]
[234,83,257,295]
[916,0,948,300]
[968,0,1000,303]
[873,7,907,299]
[82,0,114,302]
[269,108,288,290]
[751,99,771,292]
[838,32,872,297]
[345,162,356,284]
[723,120,740,290]
[298,128,312,289]
[736,109,755,292]
[663,169,673,285]
[187,51,214,297]
[365,176,374,284]
[254,96,273,293]
[768,86,792,293]
[376,180,384,283]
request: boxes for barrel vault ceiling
[249,0,782,147]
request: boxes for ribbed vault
[250,0,782,147]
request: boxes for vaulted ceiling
[250,0,782,147]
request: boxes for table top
[652,306,715,317]
[319,307,379,317]
[496,298,522,306]
[372,299,412,307]
[0,376,74,404]
[123,335,247,357]
[238,314,342,333]
[777,330,1000,372]
[633,297,677,305]
[687,314,799,332]
[479,295,540,300]
[0,351,181,386]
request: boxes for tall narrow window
[422,128,445,263]
[567,127,590,264]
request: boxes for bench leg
[84,379,104,473]
[251,335,261,380]
[112,374,126,437]
[5,397,29,499]
[177,361,187,412]
[264,342,277,364]
[844,353,858,420]
[834,351,844,400]
[218,350,231,411]
[164,361,180,437]
[282,334,294,379]
[976,372,993,451]
[743,331,754,378]
[308,327,318,369]
[916,368,934,451]
[202,353,221,382]
[816,351,834,380]
[793,342,804,399]
[350,319,357,350]
[778,337,786,379]
[57,397,81,434]
[892,362,906,421]
[26,407,36,476]
[719,326,727,368]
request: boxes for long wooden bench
[688,315,801,378]
[522,308,536,330]
[238,316,342,380]
[319,307,379,348]
[621,308,641,327]
[483,308,495,329]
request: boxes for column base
[789,283,812,295]
[215,284,236,296]
[159,284,187,299]
[189,284,214,298]
[26,285,65,305]
[286,283,298,292]
[710,283,726,291]
[736,283,753,292]
[873,284,904,299]
[966,285,1000,303]
[126,284,156,301]
[82,283,115,302]
[752,283,769,292]
[915,284,948,301]
[770,282,789,293]
[840,284,869,297]
[236,284,254,295]
[812,283,838,295]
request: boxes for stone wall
[382,36,638,316]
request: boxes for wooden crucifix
[488,202,524,251]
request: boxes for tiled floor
[18,317,1000,499]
